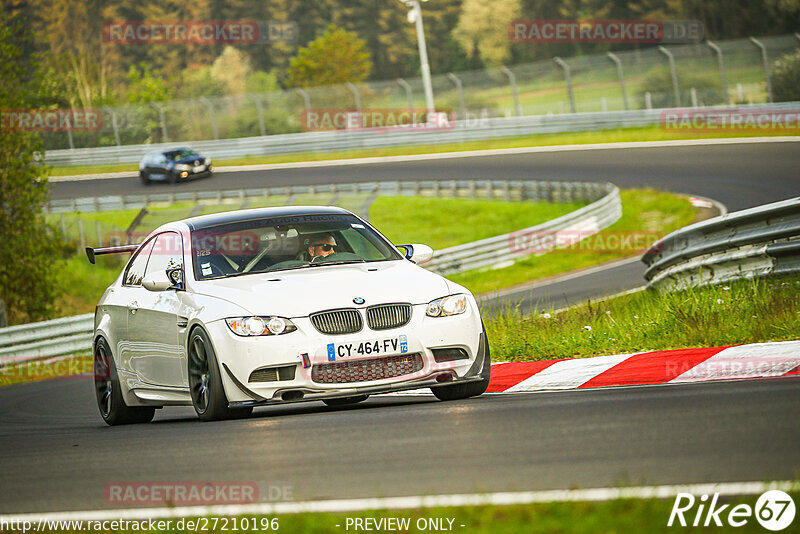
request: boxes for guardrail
[47,179,620,277]
[44,179,609,214]
[0,314,93,365]
[12,179,621,364]
[428,182,620,275]
[44,102,800,167]
[642,196,800,290]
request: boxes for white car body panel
[91,207,488,411]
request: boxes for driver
[307,233,338,260]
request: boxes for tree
[286,25,372,87]
[772,49,800,102]
[453,0,522,66]
[211,46,252,95]
[125,64,174,104]
[0,13,62,324]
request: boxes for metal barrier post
[102,106,121,146]
[66,112,75,149]
[396,78,414,117]
[606,52,629,110]
[749,37,773,103]
[199,97,219,140]
[150,103,168,143]
[345,82,362,113]
[658,46,680,107]
[706,41,729,105]
[446,73,466,120]
[247,93,267,137]
[499,66,522,116]
[552,58,576,113]
[294,88,311,112]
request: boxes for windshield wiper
[308,259,366,267]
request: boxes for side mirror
[142,269,182,292]
[397,244,434,265]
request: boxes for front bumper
[205,299,484,405]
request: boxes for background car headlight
[175,163,192,171]
[225,316,297,336]
[426,295,467,317]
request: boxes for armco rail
[44,179,607,214]
[43,102,800,167]
[0,314,93,365]
[427,183,620,275]
[46,179,621,276]
[8,180,620,362]
[642,196,800,290]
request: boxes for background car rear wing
[85,244,140,264]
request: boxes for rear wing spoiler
[85,244,140,264]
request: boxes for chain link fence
[40,34,800,151]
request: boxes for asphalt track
[51,141,800,211]
[0,377,798,514]
[1,139,797,514]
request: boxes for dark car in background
[139,147,213,185]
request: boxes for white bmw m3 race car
[87,206,491,424]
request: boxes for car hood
[192,260,452,317]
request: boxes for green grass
[57,254,125,317]
[486,275,800,362]
[47,125,799,177]
[448,189,696,295]
[52,195,585,317]
[370,196,584,250]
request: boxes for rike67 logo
[668,490,795,531]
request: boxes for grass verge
[370,196,584,250]
[448,189,696,295]
[53,195,584,316]
[486,275,800,362]
[48,125,798,177]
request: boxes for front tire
[188,328,252,421]
[139,171,151,186]
[432,329,491,401]
[94,338,155,426]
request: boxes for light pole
[401,0,435,116]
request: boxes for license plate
[193,165,206,173]
[326,335,408,362]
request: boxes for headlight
[175,163,192,171]
[426,295,467,317]
[225,316,297,336]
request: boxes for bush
[771,50,800,102]
[637,67,724,109]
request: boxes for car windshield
[165,149,199,161]
[190,213,403,280]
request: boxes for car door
[147,153,167,178]
[126,231,186,388]
[116,238,155,376]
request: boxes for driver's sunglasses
[313,244,336,251]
